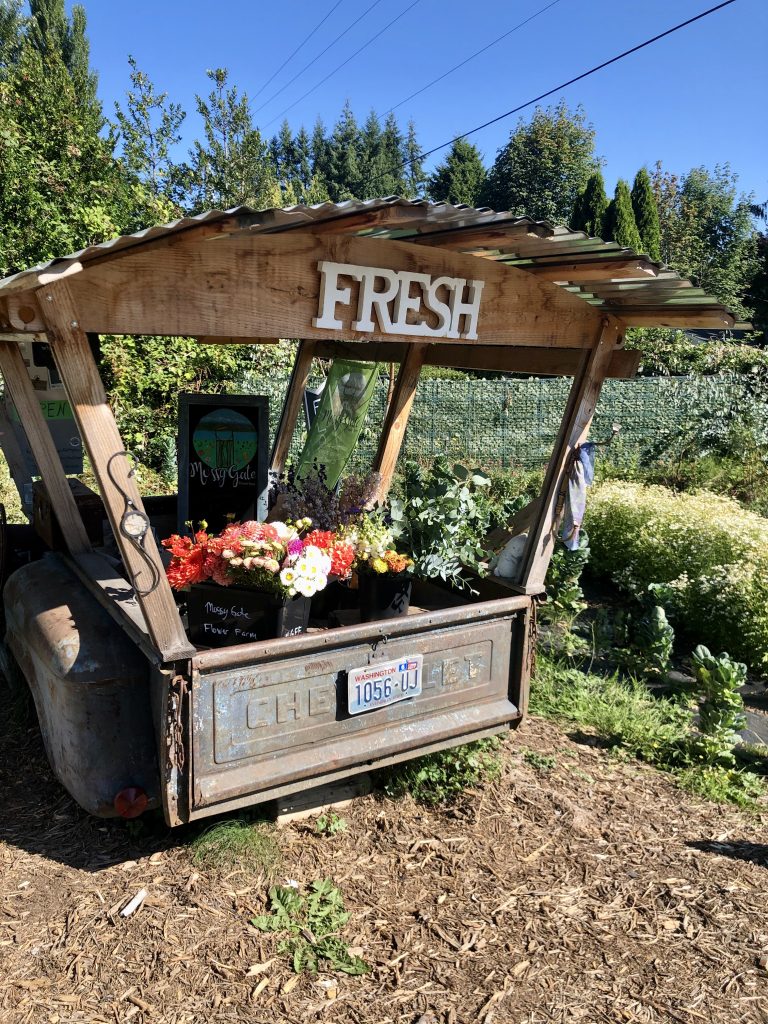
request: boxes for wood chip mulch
[1,707,767,1024]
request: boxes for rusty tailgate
[187,596,528,819]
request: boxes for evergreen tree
[631,167,661,260]
[427,138,487,207]
[403,120,426,199]
[570,169,608,236]
[114,56,185,215]
[310,116,330,181]
[325,101,361,200]
[356,109,382,197]
[186,68,275,211]
[27,0,98,116]
[603,179,642,251]
[0,4,152,275]
[293,126,313,196]
[481,101,598,221]
[374,112,407,198]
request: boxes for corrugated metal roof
[0,197,739,327]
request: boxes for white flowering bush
[586,483,768,670]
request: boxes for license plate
[348,656,423,715]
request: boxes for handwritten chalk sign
[178,394,268,534]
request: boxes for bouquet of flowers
[343,512,414,577]
[162,520,355,599]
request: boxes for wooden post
[38,280,194,662]
[517,318,620,592]
[269,340,316,476]
[372,344,427,502]
[0,339,90,553]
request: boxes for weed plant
[381,736,503,805]
[251,879,369,975]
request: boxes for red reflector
[114,786,148,819]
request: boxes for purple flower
[287,538,303,556]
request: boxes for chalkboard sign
[178,394,269,534]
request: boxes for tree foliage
[480,102,599,221]
[185,68,278,211]
[631,168,661,260]
[652,162,759,320]
[427,138,487,207]
[603,179,642,251]
[570,169,608,236]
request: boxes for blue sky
[80,0,766,203]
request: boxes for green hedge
[586,482,768,671]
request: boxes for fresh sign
[314,260,485,340]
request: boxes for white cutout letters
[313,261,484,340]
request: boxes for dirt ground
[1,704,767,1024]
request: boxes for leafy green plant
[522,749,557,774]
[541,535,590,629]
[381,737,503,805]
[314,811,347,836]
[689,646,747,766]
[631,605,675,678]
[191,819,281,875]
[251,880,369,975]
[390,457,492,589]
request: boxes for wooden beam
[372,344,427,502]
[521,258,658,282]
[409,222,551,251]
[194,336,280,345]
[517,319,621,592]
[39,280,194,662]
[611,307,735,328]
[58,229,603,349]
[269,340,317,476]
[0,339,90,553]
[312,339,641,379]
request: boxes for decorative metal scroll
[107,452,160,597]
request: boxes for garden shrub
[586,482,768,670]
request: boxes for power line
[252,0,346,101]
[416,0,739,164]
[263,0,425,131]
[387,0,565,115]
[361,0,738,192]
[253,0,385,116]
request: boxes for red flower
[166,546,208,588]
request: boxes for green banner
[295,359,380,487]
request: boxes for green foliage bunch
[427,137,487,207]
[481,101,599,222]
[691,645,747,764]
[652,162,759,320]
[603,179,642,251]
[390,457,493,588]
[251,880,369,975]
[631,168,661,260]
[570,169,609,236]
[382,736,503,805]
[541,535,589,629]
[586,482,768,669]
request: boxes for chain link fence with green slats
[241,369,767,473]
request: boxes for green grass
[191,819,281,875]
[531,655,766,809]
